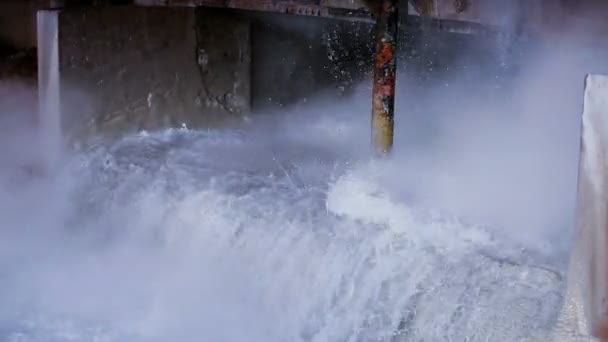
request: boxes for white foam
[0,128,565,341]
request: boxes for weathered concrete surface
[38,6,250,144]
[132,0,518,29]
[35,1,513,143]
[195,8,251,119]
[249,6,508,112]
[250,13,374,111]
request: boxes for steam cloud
[1,2,608,340]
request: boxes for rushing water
[0,124,570,341]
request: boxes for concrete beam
[134,0,374,22]
[134,0,502,37]
[134,0,513,26]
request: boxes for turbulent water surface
[0,110,573,341]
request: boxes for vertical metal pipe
[371,0,399,155]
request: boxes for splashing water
[0,108,573,341]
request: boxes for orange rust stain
[375,43,395,69]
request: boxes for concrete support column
[37,9,62,165]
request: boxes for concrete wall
[249,11,507,111]
[37,4,376,143]
[39,5,250,143]
[250,13,374,111]
[35,3,508,145]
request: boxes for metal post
[371,0,399,155]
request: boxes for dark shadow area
[0,44,37,82]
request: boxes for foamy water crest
[0,115,567,341]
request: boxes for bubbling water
[0,119,568,341]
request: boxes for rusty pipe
[371,0,399,155]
